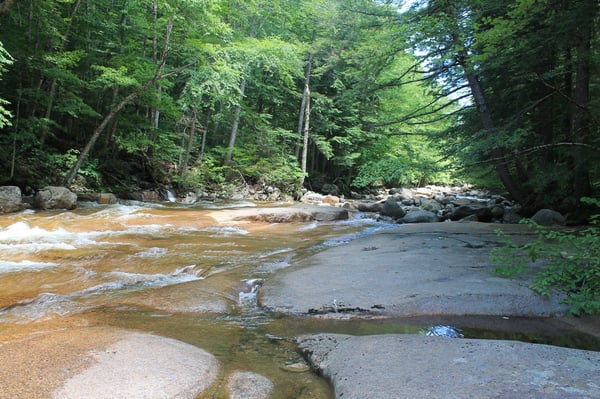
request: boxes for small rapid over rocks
[0,198,383,398]
[0,195,597,398]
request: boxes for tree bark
[296,52,313,160]
[197,110,211,163]
[300,84,311,186]
[63,20,173,186]
[224,77,246,165]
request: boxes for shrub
[491,197,600,315]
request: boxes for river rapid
[0,199,395,398]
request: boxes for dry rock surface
[227,371,274,399]
[261,222,568,317]
[297,333,600,399]
[261,221,600,399]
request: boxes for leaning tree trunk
[463,69,528,206]
[63,20,173,187]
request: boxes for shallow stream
[0,200,598,398]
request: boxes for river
[0,199,400,398]
[2,199,598,398]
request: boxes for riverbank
[261,221,600,398]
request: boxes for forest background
[0,0,598,215]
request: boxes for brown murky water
[0,200,392,398]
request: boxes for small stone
[282,362,311,373]
[227,371,274,399]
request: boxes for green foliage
[179,154,228,191]
[492,198,600,315]
[47,149,101,187]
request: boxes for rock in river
[297,333,600,399]
[53,330,219,399]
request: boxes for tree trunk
[300,85,311,186]
[296,52,313,160]
[197,110,211,163]
[180,108,197,179]
[224,77,246,165]
[463,69,529,206]
[570,2,596,200]
[63,20,173,186]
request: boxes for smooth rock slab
[54,331,219,399]
[297,333,600,399]
[261,223,568,317]
[227,371,274,399]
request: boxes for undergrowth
[491,197,600,315]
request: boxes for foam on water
[131,247,168,258]
[0,222,105,253]
[0,268,203,322]
[201,226,249,236]
[0,260,59,274]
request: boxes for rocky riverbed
[0,189,598,398]
[260,221,600,398]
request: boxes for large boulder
[401,209,439,223]
[0,186,24,213]
[379,198,406,219]
[34,186,77,210]
[419,197,443,213]
[450,204,493,222]
[355,201,382,213]
[531,208,565,226]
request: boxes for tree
[402,0,600,210]
[0,41,12,129]
[63,20,174,186]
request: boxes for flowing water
[1,200,598,398]
[0,200,396,398]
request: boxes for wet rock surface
[297,333,600,399]
[34,186,77,210]
[0,327,219,399]
[54,330,219,399]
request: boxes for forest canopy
[0,0,598,212]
